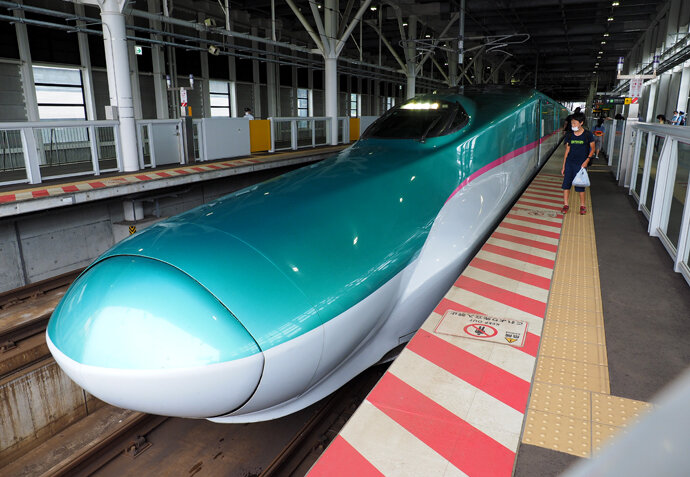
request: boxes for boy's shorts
[594,137,602,149]
[562,160,585,192]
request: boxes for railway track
[0,271,169,477]
[0,269,82,356]
[0,274,387,476]
[83,364,387,477]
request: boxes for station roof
[1,1,665,102]
[234,0,664,101]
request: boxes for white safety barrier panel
[611,121,690,286]
[0,120,121,186]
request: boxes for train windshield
[362,100,468,140]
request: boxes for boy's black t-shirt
[565,130,594,164]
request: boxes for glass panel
[297,88,308,100]
[275,122,292,149]
[210,94,229,107]
[298,99,308,109]
[37,105,86,120]
[314,120,327,145]
[140,125,151,167]
[634,132,648,198]
[612,120,624,173]
[297,120,312,147]
[645,134,662,212]
[209,80,228,94]
[211,107,229,117]
[297,109,308,118]
[211,94,230,107]
[666,141,690,249]
[193,123,200,160]
[35,85,84,105]
[38,127,92,178]
[33,66,82,85]
[96,126,118,171]
[0,130,27,183]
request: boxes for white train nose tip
[47,334,263,417]
[46,256,264,417]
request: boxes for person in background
[243,107,255,120]
[670,110,680,125]
[561,112,595,215]
[563,106,581,132]
[678,111,686,126]
[656,114,667,124]
[592,118,605,160]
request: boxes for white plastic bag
[572,167,590,187]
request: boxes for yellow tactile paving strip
[522,187,653,458]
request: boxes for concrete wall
[0,360,102,467]
[18,204,115,283]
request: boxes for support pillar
[676,65,690,113]
[585,81,597,117]
[325,56,338,144]
[406,16,417,99]
[100,0,140,172]
[646,81,658,122]
[325,0,338,145]
[13,2,39,121]
[148,0,169,119]
[75,4,97,120]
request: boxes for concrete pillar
[676,65,690,113]
[325,56,338,144]
[325,0,339,145]
[655,73,671,117]
[126,17,143,120]
[251,27,265,118]
[100,0,139,171]
[646,81,658,122]
[265,28,278,118]
[147,0,169,119]
[449,45,458,87]
[585,81,597,117]
[406,16,417,99]
[75,4,97,120]
[13,3,39,121]
[666,0,682,47]
[199,13,211,119]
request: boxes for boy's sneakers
[580,206,587,215]
[561,205,569,214]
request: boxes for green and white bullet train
[47,87,568,422]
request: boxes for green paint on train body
[48,88,564,367]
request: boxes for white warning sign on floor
[435,310,528,347]
[513,206,558,219]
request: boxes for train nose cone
[46,256,263,418]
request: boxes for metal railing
[611,121,690,286]
[268,116,351,152]
[1,115,356,187]
[0,120,121,186]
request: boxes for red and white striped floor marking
[0,151,312,205]
[308,174,565,477]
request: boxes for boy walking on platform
[561,112,595,215]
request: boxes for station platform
[0,145,345,218]
[307,144,690,476]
